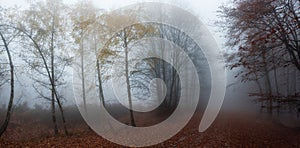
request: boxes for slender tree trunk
[96,59,105,107]
[156,77,163,104]
[0,32,14,137]
[50,13,68,135]
[294,69,297,95]
[272,49,279,96]
[262,52,273,114]
[274,68,279,95]
[256,80,265,113]
[55,92,69,135]
[159,28,167,108]
[50,93,58,135]
[174,76,180,107]
[53,2,68,136]
[50,26,59,135]
[124,31,136,127]
[273,67,280,116]
[80,36,87,114]
[93,29,105,108]
[17,26,68,135]
[255,79,263,95]
[170,68,178,108]
[254,66,264,112]
[286,66,290,98]
[272,49,280,115]
[169,68,175,107]
[296,70,299,95]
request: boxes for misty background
[0,0,250,110]
[0,0,299,135]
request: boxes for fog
[0,0,299,136]
[0,0,282,113]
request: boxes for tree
[133,22,210,110]
[100,12,156,126]
[70,1,108,114]
[16,0,70,135]
[219,0,300,70]
[219,0,300,114]
[0,6,16,136]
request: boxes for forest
[0,0,299,147]
[219,0,300,114]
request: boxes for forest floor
[1,109,300,147]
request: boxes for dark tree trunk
[262,52,273,114]
[124,29,136,127]
[17,24,69,136]
[51,23,59,135]
[96,59,105,107]
[0,32,14,137]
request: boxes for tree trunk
[262,52,273,114]
[272,49,279,96]
[286,66,290,98]
[51,1,70,136]
[96,59,105,107]
[0,32,14,137]
[80,36,87,114]
[124,31,136,127]
[159,27,167,108]
[51,25,59,135]
[170,68,177,108]
[272,49,280,115]
[293,69,297,95]
[50,13,68,135]
[55,92,69,135]
[253,64,264,112]
[18,26,68,136]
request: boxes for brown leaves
[1,111,300,147]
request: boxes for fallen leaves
[1,111,300,147]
